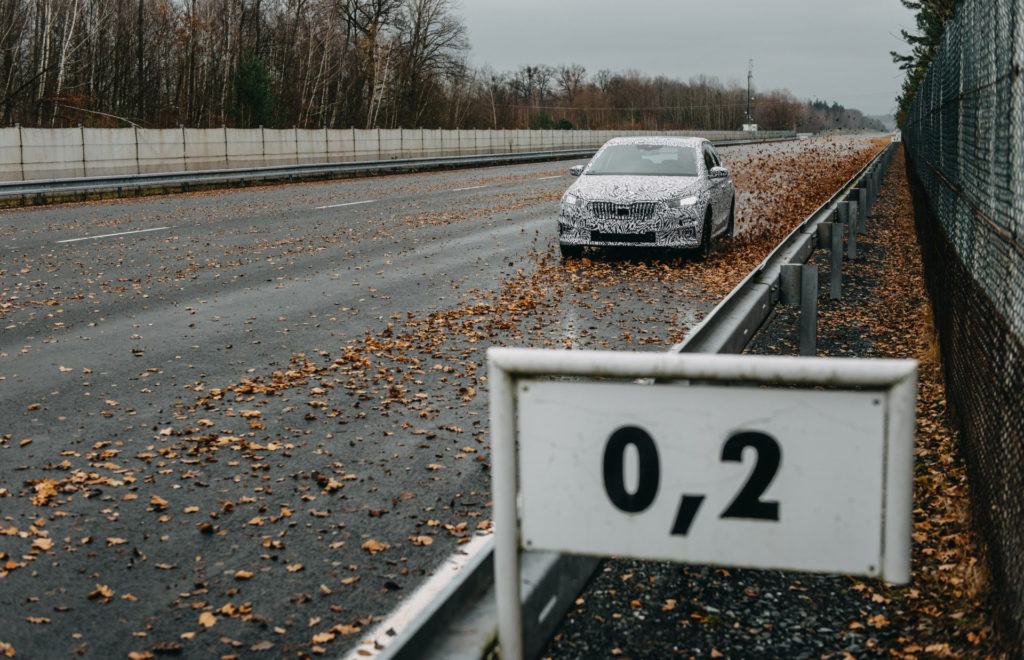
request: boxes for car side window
[708,146,722,167]
[703,148,716,172]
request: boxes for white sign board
[518,381,887,575]
[489,348,916,660]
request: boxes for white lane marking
[56,226,171,243]
[316,199,377,210]
[342,534,493,659]
[450,184,487,192]
[537,175,562,180]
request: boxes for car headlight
[666,195,699,209]
[562,193,584,208]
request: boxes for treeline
[890,0,962,124]
[0,0,882,132]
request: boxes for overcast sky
[456,0,916,118]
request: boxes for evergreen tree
[891,0,962,124]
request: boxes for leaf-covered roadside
[824,147,1005,658]
[545,146,1010,659]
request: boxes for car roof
[600,136,708,148]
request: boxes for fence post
[17,124,23,181]
[799,264,818,356]
[80,124,86,177]
[134,125,140,175]
[181,124,187,171]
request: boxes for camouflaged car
[557,136,735,258]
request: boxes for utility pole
[746,59,754,123]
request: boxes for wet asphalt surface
[0,139,888,658]
[0,157,728,658]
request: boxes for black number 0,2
[602,426,781,535]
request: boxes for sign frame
[489,347,917,660]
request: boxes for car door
[703,145,729,234]
[708,145,732,230]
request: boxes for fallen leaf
[198,611,216,629]
[331,623,361,635]
[89,584,114,600]
[31,537,53,552]
[234,570,254,580]
[361,539,389,555]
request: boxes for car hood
[568,175,701,202]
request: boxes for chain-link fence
[901,0,1024,647]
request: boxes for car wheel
[560,243,583,259]
[699,209,713,259]
[726,198,736,238]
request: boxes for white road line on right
[316,199,377,210]
[56,226,171,243]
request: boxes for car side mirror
[709,166,729,179]
[569,165,584,177]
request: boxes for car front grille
[591,231,656,243]
[588,201,657,221]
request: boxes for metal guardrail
[674,142,894,355]
[363,140,896,660]
[0,137,795,206]
[1,149,595,204]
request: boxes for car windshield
[585,144,700,177]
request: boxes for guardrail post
[829,222,843,300]
[780,264,801,305]
[846,200,858,259]
[857,187,868,232]
[817,220,843,301]
[799,264,818,356]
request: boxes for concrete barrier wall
[184,128,226,171]
[22,128,86,179]
[137,128,186,174]
[84,128,136,176]
[0,126,786,181]
[0,127,20,180]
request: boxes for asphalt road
[0,157,735,658]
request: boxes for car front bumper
[557,205,704,249]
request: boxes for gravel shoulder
[543,146,1010,659]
